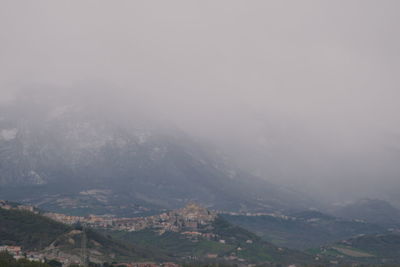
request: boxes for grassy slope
[106,229,234,259]
[51,227,168,263]
[213,216,315,264]
[105,216,317,265]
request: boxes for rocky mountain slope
[0,94,314,215]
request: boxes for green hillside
[313,233,400,265]
[48,227,168,263]
[0,208,165,263]
[0,208,69,250]
[104,216,318,265]
[222,210,385,249]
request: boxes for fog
[1,1,400,205]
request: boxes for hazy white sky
[1,1,400,203]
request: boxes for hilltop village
[0,201,220,265]
[45,203,218,238]
[1,200,219,239]
[0,199,286,235]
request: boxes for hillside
[313,232,400,265]
[0,252,50,267]
[0,206,165,264]
[99,204,319,265]
[222,210,385,249]
[107,217,318,266]
[0,201,323,265]
[0,207,69,250]
[43,227,167,264]
[331,199,400,227]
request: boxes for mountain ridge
[0,97,315,215]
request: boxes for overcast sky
[1,1,400,204]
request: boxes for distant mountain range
[330,199,400,227]
[0,95,315,215]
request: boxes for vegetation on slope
[0,208,164,263]
[0,208,69,250]
[0,252,50,267]
[105,216,317,265]
[313,233,400,265]
[222,210,385,249]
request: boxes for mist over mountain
[1,1,400,210]
[0,91,316,214]
[331,199,400,227]
[2,2,400,265]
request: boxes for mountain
[0,94,315,215]
[331,199,400,227]
[222,210,385,250]
[313,232,400,265]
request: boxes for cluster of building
[114,262,180,267]
[0,200,264,266]
[0,200,240,245]
[219,210,291,220]
[0,245,22,258]
[44,203,218,238]
[1,198,220,242]
[0,200,38,213]
[1,200,229,266]
[1,199,218,236]
[0,245,45,262]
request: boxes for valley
[3,198,400,266]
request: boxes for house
[0,246,22,256]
